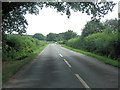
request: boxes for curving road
[3,44,119,88]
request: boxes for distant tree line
[32,30,77,42]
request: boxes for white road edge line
[59,54,63,57]
[64,59,71,68]
[75,74,90,89]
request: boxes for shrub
[2,34,45,61]
[66,31,119,60]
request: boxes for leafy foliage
[32,33,45,40]
[2,2,116,34]
[2,2,43,34]
[104,18,118,33]
[46,33,57,41]
[46,30,77,41]
[67,31,119,60]
[64,30,77,40]
[2,34,46,61]
[81,20,104,37]
[66,19,120,61]
[45,2,116,19]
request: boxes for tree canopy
[64,30,77,40]
[46,30,77,41]
[46,33,57,41]
[2,2,116,34]
[104,18,118,31]
[81,20,104,37]
[32,33,45,40]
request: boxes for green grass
[61,44,120,67]
[2,44,48,83]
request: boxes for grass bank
[2,44,48,83]
[61,44,120,67]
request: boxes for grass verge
[61,44,120,67]
[2,44,48,83]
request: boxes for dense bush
[66,19,120,61]
[66,37,81,49]
[3,34,45,61]
[66,30,120,60]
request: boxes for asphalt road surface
[3,44,119,88]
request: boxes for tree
[81,20,104,37]
[54,34,63,41]
[2,2,43,34]
[104,18,118,33]
[57,33,65,41]
[46,33,57,41]
[32,33,45,40]
[64,30,77,40]
[2,2,116,34]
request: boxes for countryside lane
[3,44,118,88]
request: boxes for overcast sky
[25,2,118,36]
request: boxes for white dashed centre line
[75,74,90,89]
[64,59,71,68]
[59,54,63,57]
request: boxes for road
[3,44,119,88]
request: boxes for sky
[25,2,118,36]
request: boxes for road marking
[64,59,71,68]
[75,74,90,89]
[59,54,63,57]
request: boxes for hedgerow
[3,34,46,61]
[66,30,120,61]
